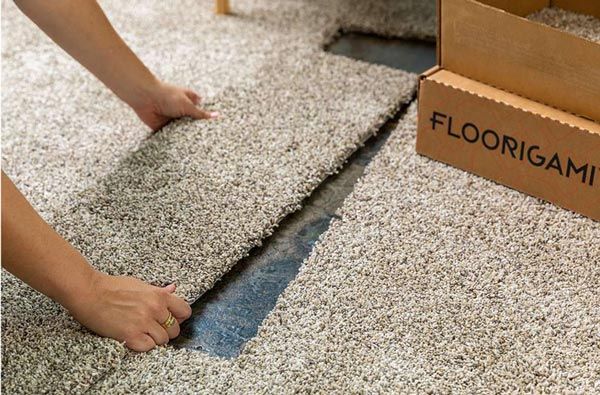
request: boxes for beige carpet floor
[91,102,599,394]
[1,0,432,393]
[3,2,599,394]
[91,8,599,394]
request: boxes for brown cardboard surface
[417,69,600,220]
[552,0,600,19]
[440,0,600,122]
[429,70,600,135]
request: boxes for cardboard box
[416,0,600,220]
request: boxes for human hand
[13,0,218,132]
[67,273,192,352]
[131,81,218,132]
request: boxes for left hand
[131,81,218,131]
[67,272,192,352]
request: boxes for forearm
[14,0,157,108]
[1,172,97,310]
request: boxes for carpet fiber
[1,0,425,393]
[91,103,600,393]
[91,9,599,393]
[3,1,599,394]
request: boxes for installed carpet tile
[1,0,423,393]
[224,105,600,393]
[1,285,124,394]
[93,104,599,393]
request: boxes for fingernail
[210,111,220,119]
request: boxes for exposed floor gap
[326,32,436,72]
[172,34,436,358]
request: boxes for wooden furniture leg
[215,0,230,14]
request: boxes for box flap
[440,0,600,122]
[429,70,600,135]
[477,0,548,16]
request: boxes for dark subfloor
[172,33,436,358]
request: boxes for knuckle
[124,328,139,341]
[151,301,164,315]
[126,342,140,352]
[134,308,147,320]
[154,290,166,302]
[160,331,170,343]
[146,296,165,316]
[126,335,155,352]
[143,307,155,320]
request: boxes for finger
[149,114,171,132]
[125,334,156,352]
[184,89,201,105]
[166,293,192,321]
[147,321,170,346]
[184,101,219,120]
[164,316,181,339]
[162,283,176,293]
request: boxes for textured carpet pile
[92,104,600,394]
[1,0,429,393]
[3,1,599,394]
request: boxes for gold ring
[161,312,176,329]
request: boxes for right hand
[130,80,219,132]
[67,273,192,352]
